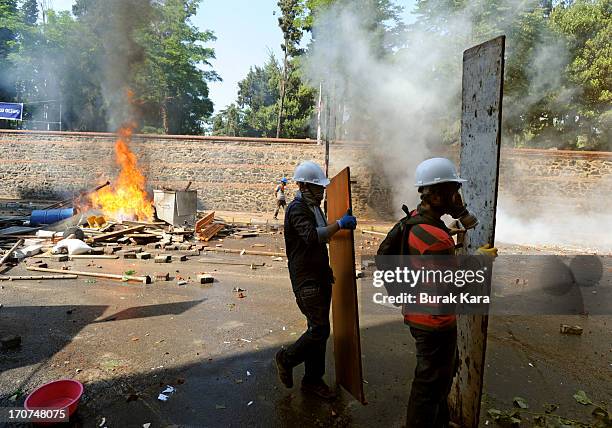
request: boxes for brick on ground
[153,272,170,281]
[155,255,171,263]
[197,273,214,284]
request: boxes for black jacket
[284,196,334,290]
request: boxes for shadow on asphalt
[93,299,205,323]
[0,300,206,373]
[67,319,413,428]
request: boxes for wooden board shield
[327,167,366,404]
[449,35,505,427]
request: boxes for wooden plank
[197,223,224,241]
[327,167,365,404]
[195,212,215,233]
[198,259,266,267]
[33,255,119,260]
[0,275,78,280]
[89,225,146,242]
[449,35,505,427]
[26,266,151,284]
[0,239,24,266]
[202,247,284,257]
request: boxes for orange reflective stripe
[404,313,457,329]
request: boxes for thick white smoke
[304,1,611,253]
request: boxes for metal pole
[325,92,331,178]
[316,82,322,145]
[59,102,62,131]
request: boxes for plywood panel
[449,35,505,427]
[327,167,366,404]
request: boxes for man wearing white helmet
[274,160,357,400]
[399,157,497,427]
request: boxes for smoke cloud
[81,0,153,129]
[304,1,611,252]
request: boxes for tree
[276,0,305,137]
[236,54,282,136]
[21,0,38,25]
[551,0,611,109]
[133,0,219,134]
[212,103,244,136]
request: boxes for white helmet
[293,161,330,187]
[415,157,466,187]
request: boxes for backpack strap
[397,206,449,255]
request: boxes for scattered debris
[560,324,583,335]
[0,274,77,281]
[197,273,214,284]
[27,266,151,284]
[153,272,170,281]
[155,255,171,263]
[0,239,24,266]
[513,396,529,409]
[158,385,176,401]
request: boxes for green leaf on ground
[487,408,503,420]
[573,390,592,405]
[124,270,136,275]
[215,404,226,409]
[513,396,529,409]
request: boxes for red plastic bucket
[24,379,83,424]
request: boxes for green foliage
[134,0,219,134]
[410,0,611,150]
[1,0,218,134]
[21,0,38,25]
[212,54,315,138]
[305,0,406,55]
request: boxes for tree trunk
[276,41,289,138]
[161,101,169,134]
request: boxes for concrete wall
[1,130,611,219]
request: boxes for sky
[49,0,416,113]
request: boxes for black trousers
[274,199,286,217]
[283,281,332,382]
[406,325,458,428]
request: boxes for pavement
[0,220,610,427]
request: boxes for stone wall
[0,130,324,213]
[1,130,611,218]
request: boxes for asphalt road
[0,232,610,427]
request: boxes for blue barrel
[30,208,75,226]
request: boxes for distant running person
[273,178,288,220]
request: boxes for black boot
[275,349,293,388]
[301,378,337,401]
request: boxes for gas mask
[302,184,325,206]
[428,183,479,230]
[448,189,479,230]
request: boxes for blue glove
[337,210,357,230]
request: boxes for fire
[89,125,154,221]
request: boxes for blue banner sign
[0,102,23,121]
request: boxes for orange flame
[89,125,154,221]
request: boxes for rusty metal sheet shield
[449,35,505,427]
[327,167,366,404]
